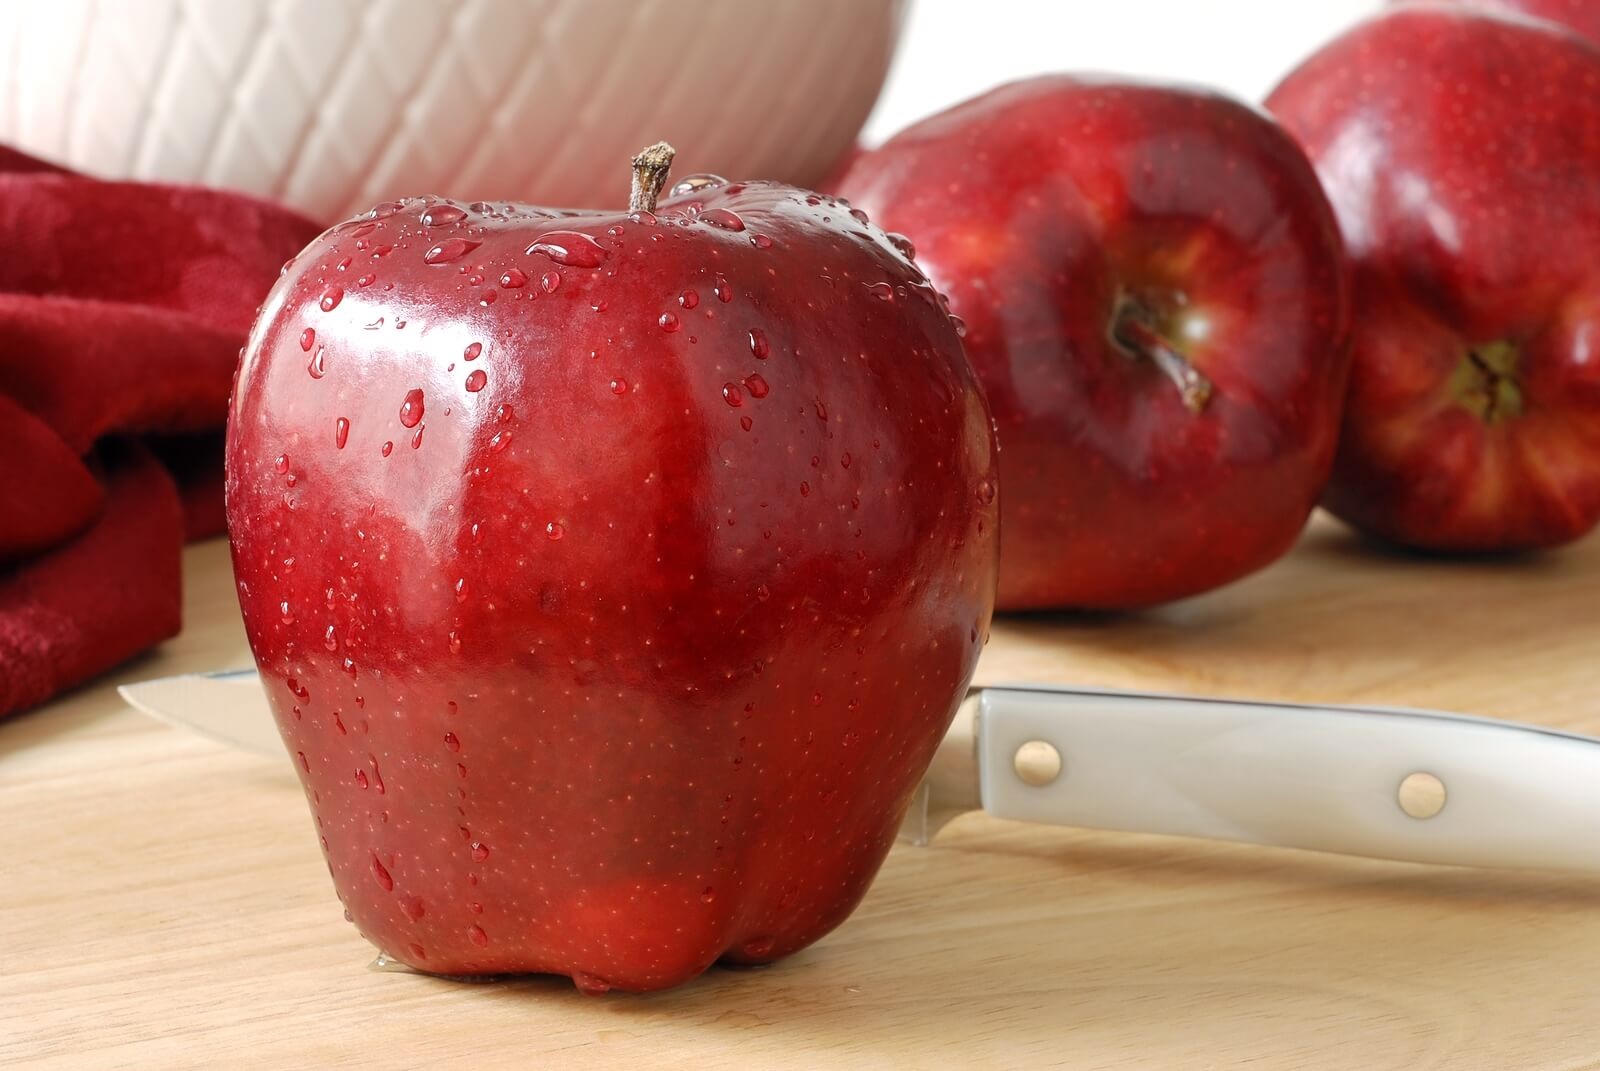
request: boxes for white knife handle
[978,686,1600,873]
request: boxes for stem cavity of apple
[630,141,677,214]
[1110,300,1214,414]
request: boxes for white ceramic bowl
[0,0,904,219]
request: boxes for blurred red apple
[840,77,1350,609]
[225,147,998,991]
[1393,0,1600,44]
[1270,9,1600,550]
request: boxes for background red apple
[225,149,998,991]
[1393,0,1600,44]
[1269,9,1600,551]
[839,77,1350,609]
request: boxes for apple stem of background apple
[1113,316,1213,414]
[630,142,677,214]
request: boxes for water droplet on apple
[525,230,608,268]
[470,841,490,862]
[748,328,769,359]
[323,624,338,652]
[469,924,489,947]
[678,288,699,309]
[949,314,968,338]
[356,272,376,288]
[381,441,393,457]
[670,174,727,196]
[744,373,769,399]
[800,481,811,497]
[749,234,774,249]
[296,750,310,773]
[739,415,753,431]
[465,369,487,392]
[976,479,996,505]
[546,521,565,540]
[700,207,746,232]
[411,425,425,450]
[275,454,290,475]
[371,855,394,891]
[714,273,734,303]
[610,377,629,396]
[448,630,463,654]
[658,311,681,333]
[399,388,425,428]
[366,199,408,220]
[814,401,828,421]
[866,282,894,302]
[499,267,528,289]
[628,210,657,226]
[335,416,350,449]
[401,897,426,922]
[849,207,870,225]
[701,886,716,903]
[444,731,461,753]
[463,342,483,362]
[538,270,560,294]
[489,431,511,453]
[887,232,916,260]
[299,327,316,351]
[355,768,369,789]
[421,204,467,227]
[454,577,468,602]
[424,238,481,265]
[320,287,343,311]
[722,383,744,407]
[496,403,514,423]
[841,452,852,468]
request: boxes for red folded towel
[0,147,321,718]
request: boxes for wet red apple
[225,146,998,991]
[1270,9,1600,550]
[839,78,1351,609]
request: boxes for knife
[119,672,1600,873]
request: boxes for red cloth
[0,147,322,718]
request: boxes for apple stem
[1113,316,1213,414]
[629,141,677,214]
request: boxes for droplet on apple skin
[700,208,746,232]
[399,388,424,428]
[421,204,467,227]
[525,230,609,268]
[423,237,481,265]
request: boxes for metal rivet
[1398,772,1447,819]
[1014,740,1063,787]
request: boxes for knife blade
[120,672,1600,872]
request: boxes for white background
[864,0,1383,144]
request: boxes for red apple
[1393,0,1600,45]
[839,78,1350,610]
[1269,9,1600,550]
[224,146,998,991]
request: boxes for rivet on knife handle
[974,685,1600,873]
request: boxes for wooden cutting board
[4,517,1599,1070]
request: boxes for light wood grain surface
[4,516,1599,1070]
